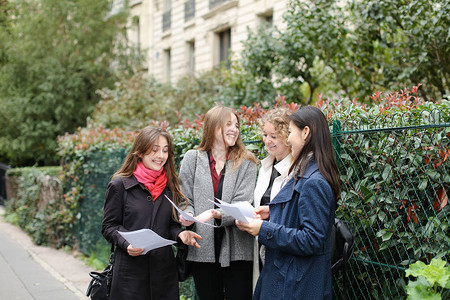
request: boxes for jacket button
[281,203,285,208]
[267,232,273,238]
[147,196,152,202]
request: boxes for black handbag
[176,243,191,282]
[86,244,115,300]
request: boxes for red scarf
[133,162,167,201]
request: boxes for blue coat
[254,161,335,300]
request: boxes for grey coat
[179,149,257,267]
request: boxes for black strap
[109,188,127,262]
[216,165,226,205]
[209,153,226,263]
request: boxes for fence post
[331,120,341,167]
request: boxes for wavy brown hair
[113,126,187,219]
[289,106,340,201]
[197,106,258,171]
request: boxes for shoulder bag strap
[109,188,127,264]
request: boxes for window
[258,10,273,27]
[209,0,228,10]
[187,41,195,75]
[263,14,273,27]
[132,16,140,56]
[218,29,231,69]
[184,0,195,22]
[162,0,171,32]
[163,49,171,83]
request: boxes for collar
[208,150,231,164]
[301,160,319,179]
[121,175,141,190]
[261,154,293,175]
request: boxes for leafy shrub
[322,86,450,299]
[4,166,68,247]
[6,85,449,300]
[405,257,450,299]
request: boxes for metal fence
[75,109,449,299]
[331,109,449,299]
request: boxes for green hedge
[4,87,449,299]
[4,166,68,247]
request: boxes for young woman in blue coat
[236,106,340,300]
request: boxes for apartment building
[123,0,288,83]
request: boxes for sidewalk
[0,205,93,299]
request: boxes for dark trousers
[191,260,253,300]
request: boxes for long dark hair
[289,106,340,201]
[113,126,188,218]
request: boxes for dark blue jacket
[254,161,335,300]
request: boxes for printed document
[164,195,218,227]
[207,198,255,223]
[118,229,176,255]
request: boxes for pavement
[0,205,93,300]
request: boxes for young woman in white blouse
[252,107,292,288]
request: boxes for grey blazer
[179,149,257,267]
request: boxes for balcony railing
[162,10,171,32]
[184,0,195,22]
[209,0,228,10]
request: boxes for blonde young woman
[252,107,292,289]
[102,126,201,300]
[178,106,258,300]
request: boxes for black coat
[102,175,183,300]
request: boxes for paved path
[0,206,93,299]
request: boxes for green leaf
[360,185,374,204]
[406,261,427,277]
[406,277,441,300]
[418,179,428,190]
[382,232,393,242]
[382,164,392,182]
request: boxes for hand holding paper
[164,195,217,227]
[208,198,255,223]
[118,229,176,255]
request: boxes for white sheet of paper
[118,229,176,255]
[164,195,217,227]
[208,198,255,223]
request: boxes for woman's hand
[195,209,214,222]
[254,206,270,220]
[179,213,195,227]
[211,209,222,219]
[178,231,202,248]
[179,209,214,226]
[127,244,145,256]
[235,219,263,236]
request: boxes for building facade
[124,0,288,83]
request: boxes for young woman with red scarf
[102,126,201,300]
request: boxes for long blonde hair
[113,126,188,218]
[197,106,258,170]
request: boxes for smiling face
[140,135,169,171]
[287,121,310,159]
[215,112,239,149]
[262,122,291,161]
